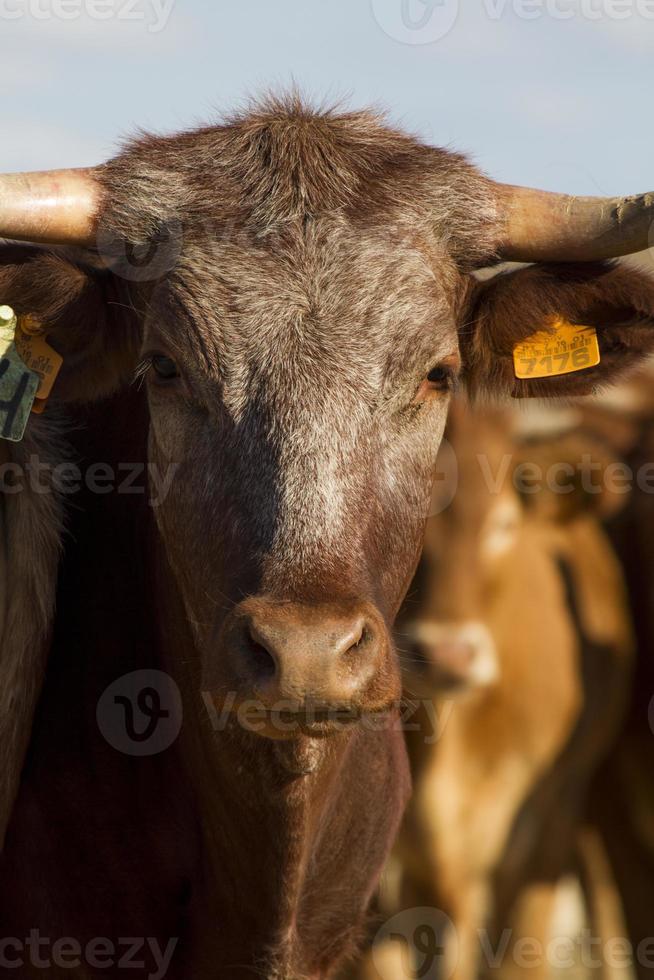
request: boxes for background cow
[350,398,635,980]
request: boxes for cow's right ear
[459,261,654,399]
[0,245,142,404]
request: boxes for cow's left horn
[0,168,101,247]
[498,184,654,262]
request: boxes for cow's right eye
[151,355,179,381]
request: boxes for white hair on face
[267,392,367,573]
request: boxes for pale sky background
[3,0,653,196]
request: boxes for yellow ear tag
[513,318,601,380]
[15,316,63,406]
[0,306,40,441]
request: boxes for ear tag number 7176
[513,318,601,380]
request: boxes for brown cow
[354,401,634,980]
[0,97,653,978]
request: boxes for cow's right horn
[497,184,654,262]
[0,168,102,247]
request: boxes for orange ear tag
[513,318,601,380]
[15,317,63,411]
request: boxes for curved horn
[0,168,101,247]
[498,184,654,262]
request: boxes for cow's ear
[0,245,141,404]
[459,261,654,398]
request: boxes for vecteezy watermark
[0,456,179,507]
[0,0,176,32]
[425,449,654,520]
[428,436,458,517]
[482,0,654,21]
[201,692,455,744]
[482,451,654,498]
[372,908,458,979]
[371,0,460,44]
[0,933,178,979]
[480,927,654,971]
[371,0,654,45]
[96,216,184,283]
[372,911,654,977]
[97,670,183,756]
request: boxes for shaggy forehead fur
[99,94,501,268]
[97,95,505,431]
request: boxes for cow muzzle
[209,597,400,739]
[405,620,500,692]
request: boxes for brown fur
[0,420,64,849]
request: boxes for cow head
[2,98,654,741]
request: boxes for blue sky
[3,0,653,196]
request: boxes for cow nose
[426,640,477,675]
[229,598,388,712]
[407,621,500,690]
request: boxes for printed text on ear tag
[0,306,40,442]
[15,326,63,401]
[513,318,601,380]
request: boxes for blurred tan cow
[352,399,634,980]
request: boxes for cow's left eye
[414,359,459,402]
[151,355,179,381]
[426,365,453,391]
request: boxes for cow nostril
[346,624,370,655]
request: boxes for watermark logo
[0,933,177,979]
[97,670,183,756]
[0,0,176,33]
[482,0,654,21]
[428,436,458,517]
[96,216,184,283]
[371,0,460,43]
[373,907,457,979]
[0,456,179,507]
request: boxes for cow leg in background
[577,826,635,980]
[486,880,562,980]
[589,742,654,979]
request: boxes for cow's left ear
[0,245,142,404]
[460,261,654,398]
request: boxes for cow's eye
[415,359,460,402]
[426,365,453,391]
[413,360,459,405]
[151,355,179,381]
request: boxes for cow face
[3,101,654,740]
[135,219,463,736]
